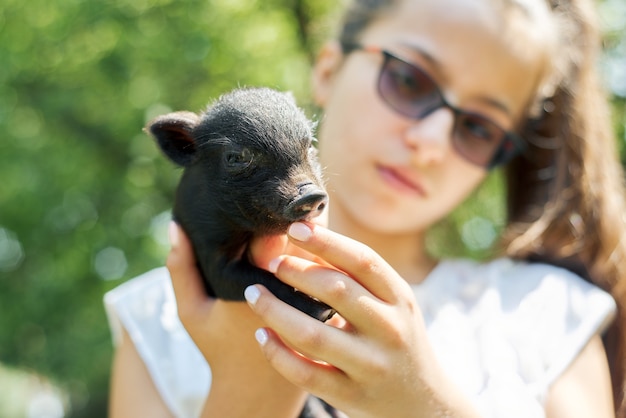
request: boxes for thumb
[167,221,211,314]
[248,234,289,271]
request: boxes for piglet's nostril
[285,186,328,221]
[297,197,326,214]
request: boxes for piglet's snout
[285,184,328,221]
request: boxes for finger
[246,284,370,369]
[286,222,404,303]
[253,327,350,406]
[248,234,289,271]
[166,222,211,318]
[248,233,332,272]
[269,255,387,332]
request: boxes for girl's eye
[459,115,499,143]
[389,67,419,98]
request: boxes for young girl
[106,0,626,416]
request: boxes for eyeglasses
[344,44,526,169]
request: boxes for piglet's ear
[145,111,200,167]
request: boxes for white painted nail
[288,222,312,241]
[168,221,179,247]
[255,328,269,346]
[268,257,282,274]
[244,285,261,305]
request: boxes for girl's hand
[166,219,326,365]
[167,222,264,365]
[245,222,481,418]
[166,222,307,418]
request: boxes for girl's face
[314,0,552,236]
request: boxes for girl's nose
[404,107,455,166]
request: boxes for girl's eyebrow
[398,41,513,117]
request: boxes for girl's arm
[109,328,173,418]
[545,335,615,418]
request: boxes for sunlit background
[0,0,624,416]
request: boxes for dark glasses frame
[342,43,526,169]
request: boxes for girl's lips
[377,165,427,197]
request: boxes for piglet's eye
[224,147,254,170]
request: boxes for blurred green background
[0,0,624,416]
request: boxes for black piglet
[147,87,335,322]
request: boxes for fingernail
[288,222,312,241]
[168,221,179,247]
[268,257,282,274]
[255,328,269,346]
[244,285,261,305]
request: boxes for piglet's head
[146,88,327,235]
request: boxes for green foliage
[600,0,626,162]
[0,0,624,417]
[427,170,507,261]
[0,0,338,416]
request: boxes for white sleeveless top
[104,258,616,418]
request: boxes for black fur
[299,396,344,418]
[147,87,335,322]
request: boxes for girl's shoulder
[416,257,616,347]
[104,268,210,418]
[418,257,616,324]
[413,257,616,415]
[104,267,176,346]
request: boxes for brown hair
[504,0,626,414]
[336,0,626,414]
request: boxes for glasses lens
[378,53,441,118]
[374,49,520,168]
[453,113,506,166]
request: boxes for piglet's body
[147,87,335,321]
